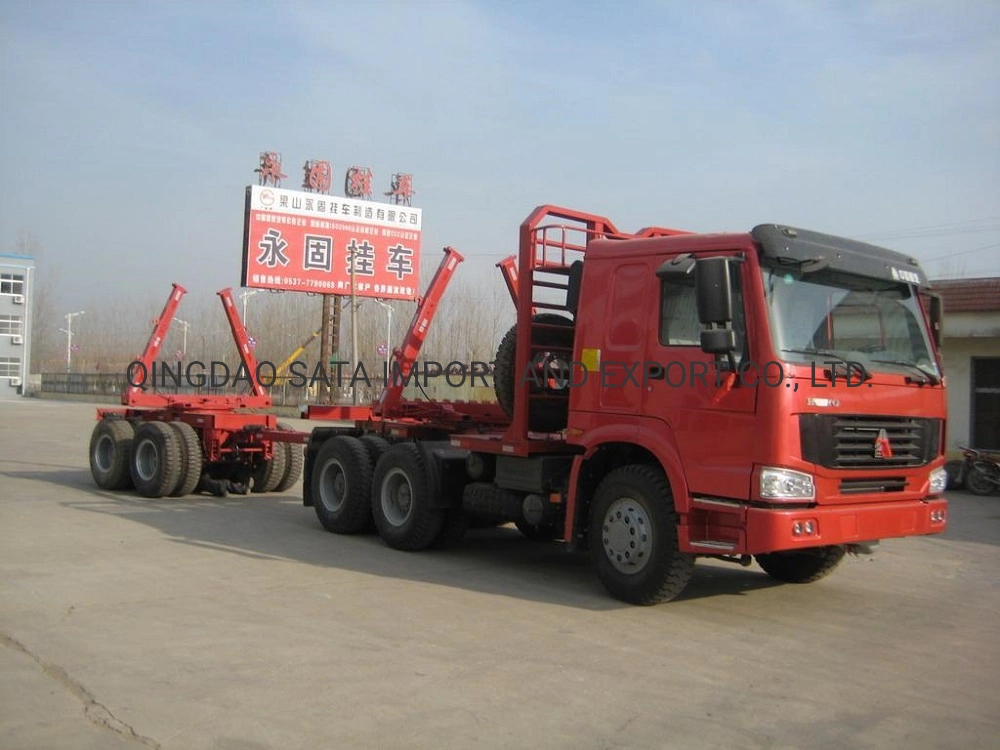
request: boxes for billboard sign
[241,185,422,300]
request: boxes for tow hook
[847,541,880,556]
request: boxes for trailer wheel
[494,314,574,433]
[252,442,288,494]
[311,436,374,533]
[168,422,203,497]
[130,421,183,498]
[373,443,443,551]
[589,465,694,605]
[754,546,846,584]
[272,422,304,493]
[89,419,134,490]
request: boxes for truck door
[642,254,758,500]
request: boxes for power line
[921,242,1000,263]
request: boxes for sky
[1,0,998,316]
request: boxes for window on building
[1,274,25,296]
[0,315,23,336]
[972,358,1000,450]
[0,356,22,377]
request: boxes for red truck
[303,205,949,604]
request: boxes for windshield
[761,264,938,378]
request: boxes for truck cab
[559,222,947,598]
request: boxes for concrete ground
[0,398,997,750]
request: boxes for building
[0,254,34,399]
[933,277,1000,452]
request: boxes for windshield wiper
[870,359,941,385]
[780,348,871,382]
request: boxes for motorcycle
[957,446,1000,496]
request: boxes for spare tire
[494,314,574,433]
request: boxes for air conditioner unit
[11,335,23,345]
[12,294,24,305]
[9,377,21,388]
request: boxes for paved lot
[1,398,998,749]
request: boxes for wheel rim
[601,497,653,574]
[381,467,413,526]
[134,438,159,482]
[93,433,115,473]
[318,459,347,512]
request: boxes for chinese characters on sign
[385,173,415,206]
[255,152,287,187]
[344,166,374,199]
[242,185,422,301]
[302,160,332,193]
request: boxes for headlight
[929,467,948,494]
[760,467,815,501]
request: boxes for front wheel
[754,546,846,583]
[966,461,999,495]
[588,465,694,605]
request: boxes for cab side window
[659,267,747,361]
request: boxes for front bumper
[744,498,948,554]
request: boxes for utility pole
[173,317,190,356]
[319,294,331,403]
[350,245,359,405]
[63,310,85,372]
[375,299,393,386]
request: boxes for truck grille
[800,415,940,469]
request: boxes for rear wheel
[754,546,846,583]
[252,442,288,493]
[589,465,694,604]
[273,422,304,493]
[90,419,134,490]
[373,443,443,551]
[966,461,998,495]
[311,436,373,533]
[130,421,183,498]
[169,421,203,497]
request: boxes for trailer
[302,204,950,604]
[88,284,306,499]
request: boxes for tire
[754,546,846,583]
[372,443,443,551]
[130,421,183,498]
[311,436,374,533]
[494,314,574,433]
[252,441,288,494]
[966,462,998,495]
[515,519,560,542]
[168,422,203,497]
[273,422,304,493]
[360,434,391,466]
[588,465,694,605]
[89,419,134,490]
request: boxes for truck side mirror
[695,258,737,355]
[696,257,733,324]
